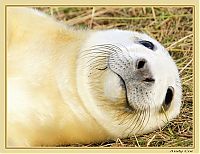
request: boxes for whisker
[140,105,150,132]
[123,113,137,136]
[86,58,108,69]
[136,106,146,134]
[80,50,110,58]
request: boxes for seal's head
[77,29,182,138]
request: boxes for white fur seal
[7,7,182,147]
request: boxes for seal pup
[7,7,182,147]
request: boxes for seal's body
[7,7,182,147]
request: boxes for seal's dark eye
[162,86,174,112]
[139,40,154,50]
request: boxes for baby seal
[7,7,182,147]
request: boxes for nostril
[136,59,146,69]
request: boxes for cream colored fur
[7,7,109,147]
[7,7,182,147]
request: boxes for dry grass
[35,6,193,147]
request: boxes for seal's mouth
[116,74,133,111]
[117,73,155,111]
[143,77,155,83]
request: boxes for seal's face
[77,30,182,138]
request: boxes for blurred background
[35,6,193,147]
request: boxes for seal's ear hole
[163,86,174,111]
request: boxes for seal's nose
[136,58,155,83]
[136,58,147,69]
